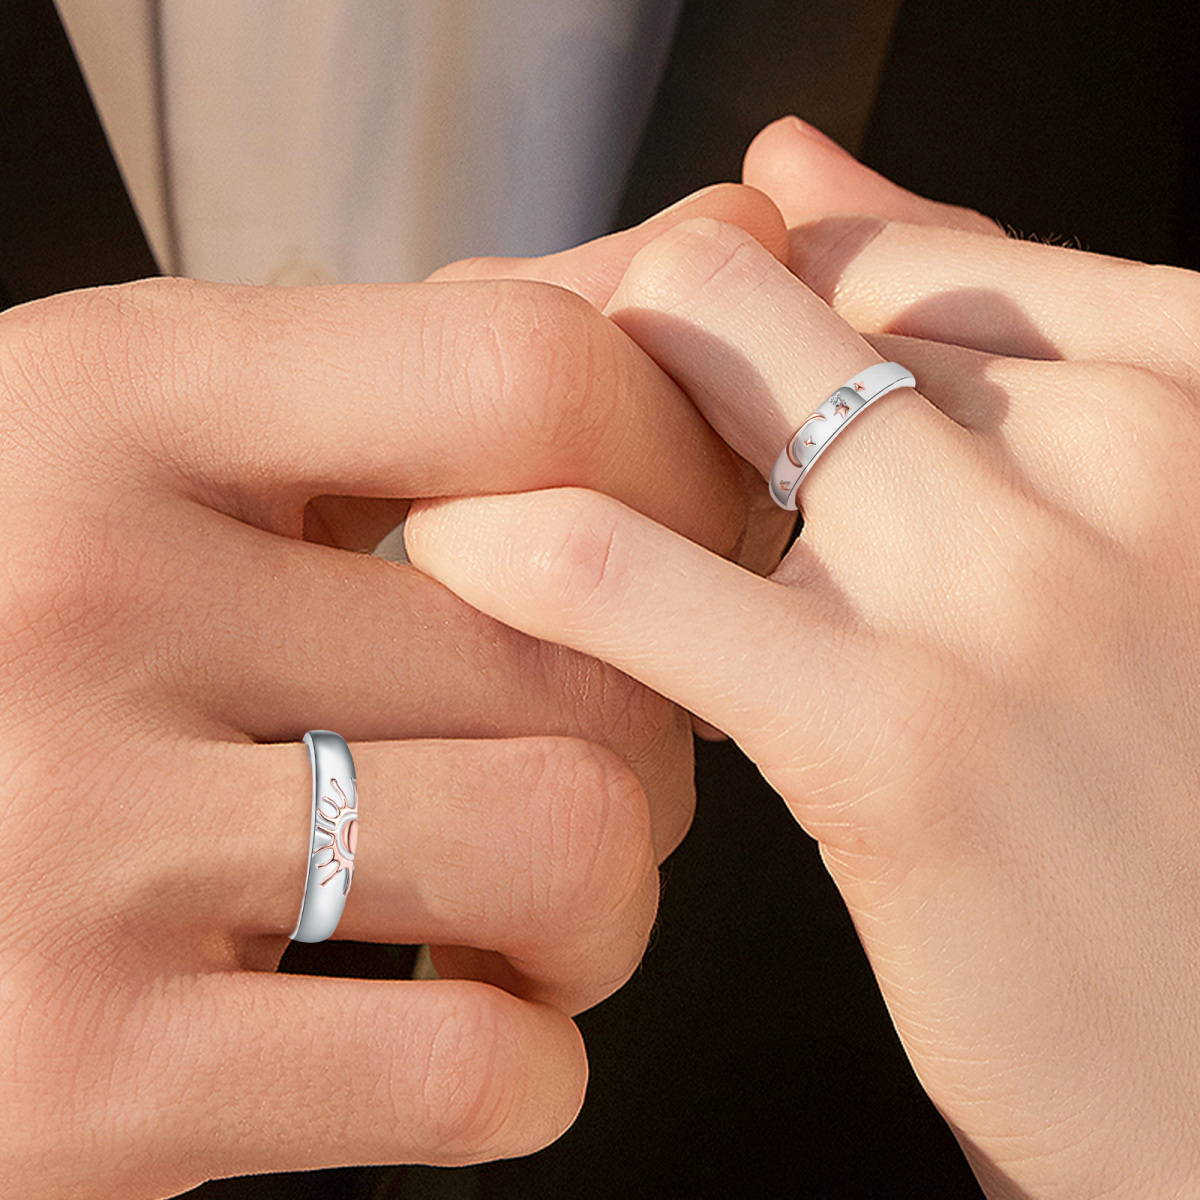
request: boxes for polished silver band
[769,361,916,511]
[290,731,358,943]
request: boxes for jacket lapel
[0,0,158,309]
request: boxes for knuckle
[1087,358,1194,435]
[515,488,631,622]
[1109,366,1199,488]
[0,291,101,459]
[0,287,105,391]
[786,214,889,303]
[0,509,118,656]
[551,642,680,766]
[582,660,695,855]
[0,279,193,479]
[527,738,655,937]
[517,637,692,864]
[1140,262,1200,386]
[1056,360,1200,543]
[618,217,763,312]
[952,203,1007,236]
[484,281,618,460]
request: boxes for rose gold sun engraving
[311,777,357,894]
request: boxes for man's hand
[0,186,787,1197]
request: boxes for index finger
[7,273,748,556]
[427,182,789,306]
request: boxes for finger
[743,116,1004,237]
[602,218,985,582]
[424,181,800,591]
[864,331,1200,546]
[404,487,915,850]
[426,187,794,750]
[217,738,659,1015]
[426,181,789,307]
[784,214,1200,394]
[286,184,789,560]
[27,274,751,561]
[123,974,586,1186]
[600,221,1133,669]
[111,498,695,859]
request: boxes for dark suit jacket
[4,2,1197,1198]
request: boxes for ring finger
[183,735,659,1017]
[94,493,694,859]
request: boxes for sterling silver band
[290,731,358,943]
[769,361,916,511]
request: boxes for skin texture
[405,123,1200,1198]
[0,186,793,1198]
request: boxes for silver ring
[768,361,916,511]
[290,730,358,943]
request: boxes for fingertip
[545,1008,590,1145]
[744,117,878,232]
[497,999,590,1156]
[745,115,852,171]
[739,184,791,264]
[607,217,757,310]
[643,181,789,266]
[424,988,590,1162]
[743,115,1005,237]
[429,184,788,308]
[401,495,466,575]
[424,254,523,284]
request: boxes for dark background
[5,0,1197,1196]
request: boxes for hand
[404,133,1200,1197]
[0,186,788,1197]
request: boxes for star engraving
[835,400,851,419]
[854,381,866,392]
[803,436,817,448]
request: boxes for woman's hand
[0,187,789,1198]
[405,146,1200,1197]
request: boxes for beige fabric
[51,1,679,284]
[53,0,174,272]
[157,1,680,284]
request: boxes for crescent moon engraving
[786,413,825,467]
